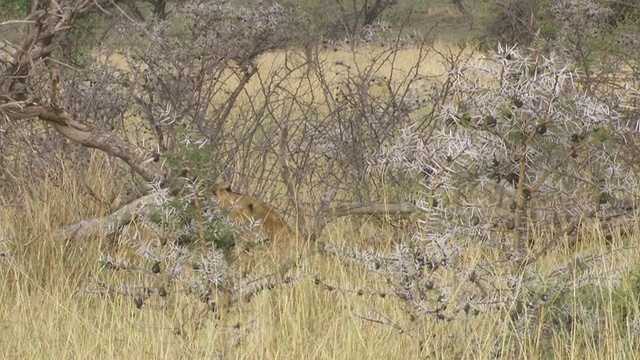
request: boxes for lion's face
[211,183,293,242]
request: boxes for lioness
[211,182,294,244]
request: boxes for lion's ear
[214,181,232,193]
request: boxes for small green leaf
[593,128,609,143]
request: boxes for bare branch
[279,124,308,238]
[60,191,169,241]
[313,202,417,239]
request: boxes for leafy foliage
[280,0,398,39]
[0,0,29,19]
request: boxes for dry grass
[2,158,640,359]
[2,46,640,359]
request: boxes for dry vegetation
[3,157,640,359]
[2,45,640,359]
[2,0,640,359]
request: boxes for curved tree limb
[312,202,418,240]
[60,190,169,241]
[0,0,180,191]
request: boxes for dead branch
[278,124,309,238]
[277,122,417,240]
[312,202,418,240]
[59,191,168,241]
[0,1,178,191]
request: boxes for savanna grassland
[2,1,640,359]
[5,150,640,359]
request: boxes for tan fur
[212,182,294,243]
